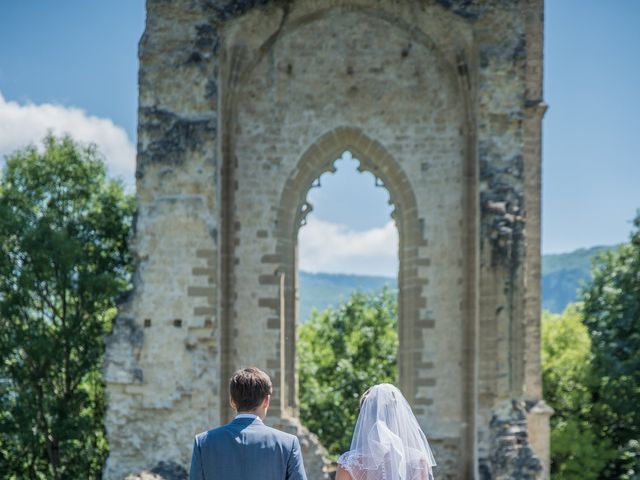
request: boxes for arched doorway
[273,128,425,419]
[296,149,399,457]
[220,7,477,475]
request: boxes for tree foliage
[542,213,640,479]
[298,289,398,459]
[0,135,134,479]
[581,213,640,479]
[541,306,615,479]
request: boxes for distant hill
[541,245,617,313]
[299,245,619,320]
[299,272,396,322]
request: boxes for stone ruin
[104,0,552,478]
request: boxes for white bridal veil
[337,384,436,480]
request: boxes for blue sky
[543,1,639,253]
[0,1,638,274]
[0,1,143,136]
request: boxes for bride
[336,384,436,480]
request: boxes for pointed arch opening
[271,128,426,419]
[295,149,399,456]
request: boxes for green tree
[0,135,134,479]
[298,289,398,458]
[581,213,640,479]
[541,306,615,479]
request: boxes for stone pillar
[522,0,551,475]
[103,2,221,478]
[527,400,554,479]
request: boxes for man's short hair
[229,367,273,411]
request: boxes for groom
[189,367,307,480]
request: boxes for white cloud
[0,92,135,186]
[299,218,398,277]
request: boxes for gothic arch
[271,127,427,416]
[218,3,481,475]
[233,4,464,89]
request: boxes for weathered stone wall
[103,2,221,478]
[104,1,547,479]
[483,400,543,480]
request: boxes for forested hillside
[299,245,618,320]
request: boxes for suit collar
[230,416,263,426]
[235,413,258,420]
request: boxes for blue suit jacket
[189,417,307,480]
